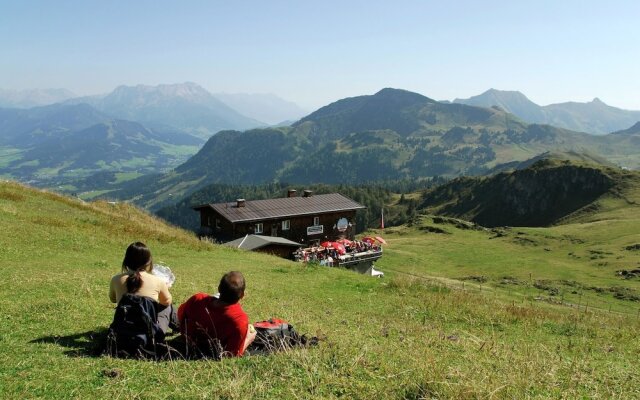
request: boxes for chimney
[236,198,246,208]
[303,190,313,198]
[287,189,297,198]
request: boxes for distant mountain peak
[375,87,411,95]
[454,88,534,105]
[456,89,640,135]
[0,87,77,108]
[454,88,544,124]
[372,87,435,103]
[212,92,308,125]
[111,82,212,101]
[484,88,526,96]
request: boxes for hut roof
[194,193,365,223]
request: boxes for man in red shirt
[178,271,256,358]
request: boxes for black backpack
[106,294,166,359]
[249,318,317,354]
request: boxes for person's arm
[242,324,257,354]
[108,276,117,303]
[158,281,172,306]
[177,293,204,333]
[177,299,189,333]
[227,323,249,357]
[226,311,251,356]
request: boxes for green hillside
[417,157,640,227]
[1,180,640,398]
[0,105,203,187]
[106,88,640,209]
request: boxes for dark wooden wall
[197,208,358,244]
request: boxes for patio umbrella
[362,236,376,245]
[375,236,387,245]
[332,242,347,255]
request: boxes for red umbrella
[375,236,387,245]
[320,241,333,248]
[362,236,375,245]
[336,238,353,246]
[332,243,346,255]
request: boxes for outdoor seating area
[294,236,385,269]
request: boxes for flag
[380,207,384,229]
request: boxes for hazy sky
[1,1,639,110]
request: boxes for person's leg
[156,304,178,333]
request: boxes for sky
[1,0,639,110]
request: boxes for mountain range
[0,83,309,184]
[0,88,76,108]
[64,83,265,139]
[454,89,640,135]
[109,88,640,210]
[3,85,640,202]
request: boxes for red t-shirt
[178,293,249,357]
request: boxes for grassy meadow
[1,181,640,399]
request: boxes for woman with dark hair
[109,242,176,333]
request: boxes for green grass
[0,146,25,168]
[33,161,75,178]
[157,143,201,158]
[114,171,145,184]
[376,215,640,314]
[1,181,640,398]
[78,189,115,200]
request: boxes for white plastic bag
[152,264,176,287]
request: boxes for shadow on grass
[31,329,197,360]
[30,328,111,358]
[31,329,318,360]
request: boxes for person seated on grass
[109,241,177,333]
[178,271,257,358]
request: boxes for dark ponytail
[122,242,153,294]
[126,271,143,293]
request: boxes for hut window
[215,218,221,229]
[282,220,290,231]
[313,216,320,226]
[255,223,263,234]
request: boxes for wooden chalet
[194,190,365,245]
